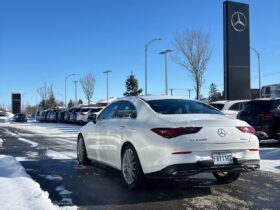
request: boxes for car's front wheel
[121,145,144,189]
[77,135,90,165]
[213,171,241,183]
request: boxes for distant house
[262,84,280,98]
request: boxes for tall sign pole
[224,1,250,100]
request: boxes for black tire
[77,135,90,165]
[121,144,144,189]
[213,171,241,184]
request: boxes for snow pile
[0,155,58,210]
[260,147,280,173]
[0,155,77,210]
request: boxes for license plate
[212,152,233,165]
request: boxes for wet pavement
[0,125,280,210]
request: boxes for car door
[104,101,137,167]
[91,101,122,163]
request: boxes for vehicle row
[36,106,104,125]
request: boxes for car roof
[210,100,248,104]
[251,98,280,101]
[114,96,197,103]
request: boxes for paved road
[0,125,279,210]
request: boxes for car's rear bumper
[145,158,260,178]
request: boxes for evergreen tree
[123,73,142,96]
[208,83,219,101]
[46,89,56,108]
[78,99,83,105]
[68,99,75,108]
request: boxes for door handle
[120,125,125,129]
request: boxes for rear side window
[272,100,280,109]
[244,101,272,113]
[81,108,90,112]
[229,102,240,111]
[89,108,103,113]
[146,99,223,115]
[98,101,122,120]
[209,103,224,110]
[116,101,137,119]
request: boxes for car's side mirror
[131,110,137,119]
[88,113,97,124]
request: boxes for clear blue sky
[0,0,279,108]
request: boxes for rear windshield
[209,103,224,110]
[80,108,90,112]
[0,112,7,117]
[16,114,26,117]
[89,108,103,113]
[245,100,280,113]
[146,99,223,115]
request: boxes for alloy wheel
[122,148,136,184]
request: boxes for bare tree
[80,72,96,104]
[173,29,212,99]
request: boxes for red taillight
[236,126,256,134]
[249,149,259,151]
[262,112,275,121]
[151,127,202,139]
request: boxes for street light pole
[250,47,261,98]
[145,38,162,95]
[65,73,75,108]
[21,93,27,113]
[159,49,174,96]
[103,70,112,104]
[74,81,78,106]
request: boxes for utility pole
[169,88,174,96]
[74,81,78,106]
[64,73,75,108]
[186,89,193,99]
[145,38,162,95]
[103,70,112,104]
[44,81,47,100]
[159,49,174,95]
[250,47,261,98]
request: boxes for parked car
[77,96,260,189]
[58,109,66,123]
[209,100,249,118]
[64,108,75,123]
[76,108,92,125]
[86,107,104,123]
[36,110,45,122]
[13,113,27,122]
[49,109,59,122]
[0,112,8,123]
[237,98,280,141]
[69,108,81,124]
[76,107,103,125]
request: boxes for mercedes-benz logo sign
[218,128,227,137]
[231,11,247,32]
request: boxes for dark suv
[237,98,280,141]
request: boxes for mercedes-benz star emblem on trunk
[218,128,227,137]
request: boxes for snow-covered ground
[0,155,76,210]
[259,140,280,174]
[7,121,81,139]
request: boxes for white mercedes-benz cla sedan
[77,96,260,189]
